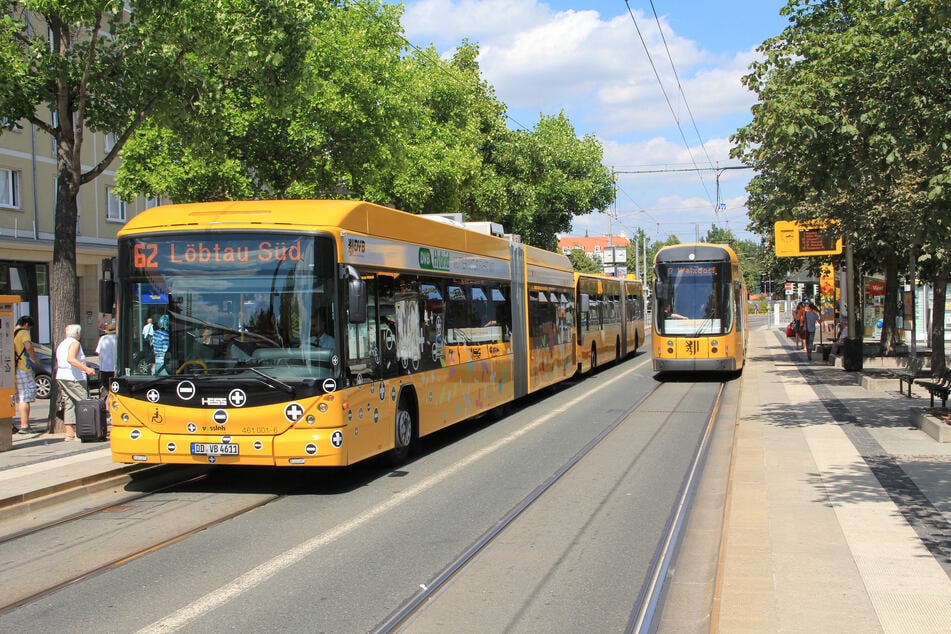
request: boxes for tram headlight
[711,339,719,354]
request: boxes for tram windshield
[116,233,339,380]
[654,261,734,335]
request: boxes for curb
[0,463,150,521]
[912,407,951,443]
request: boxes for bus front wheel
[389,393,417,465]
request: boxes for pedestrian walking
[794,301,806,349]
[802,302,821,360]
[56,324,96,441]
[12,316,42,434]
[96,321,117,396]
[141,316,154,350]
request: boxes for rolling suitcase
[76,398,108,442]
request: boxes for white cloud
[399,0,762,240]
[402,0,550,44]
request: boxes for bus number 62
[134,243,159,269]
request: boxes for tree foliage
[0,0,314,428]
[568,249,602,273]
[731,0,951,364]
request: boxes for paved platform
[716,324,951,632]
[0,399,140,515]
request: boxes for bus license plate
[191,443,239,456]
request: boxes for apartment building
[558,235,630,278]
[0,115,156,347]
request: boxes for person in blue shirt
[152,314,170,374]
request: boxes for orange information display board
[774,221,843,257]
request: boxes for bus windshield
[117,233,339,380]
[654,261,733,335]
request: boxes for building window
[0,168,21,209]
[106,187,127,221]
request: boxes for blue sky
[397,0,791,243]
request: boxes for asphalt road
[0,349,733,632]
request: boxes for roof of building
[557,235,631,252]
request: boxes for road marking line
[138,359,647,633]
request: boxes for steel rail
[373,380,666,633]
[627,381,726,633]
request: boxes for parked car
[31,343,101,399]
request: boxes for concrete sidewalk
[716,324,951,632]
[0,399,139,515]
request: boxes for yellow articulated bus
[575,273,645,373]
[109,200,588,467]
[651,243,747,373]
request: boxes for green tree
[117,1,408,203]
[0,0,311,428]
[367,41,504,214]
[732,0,950,365]
[568,249,602,273]
[475,113,615,250]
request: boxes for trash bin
[842,337,864,371]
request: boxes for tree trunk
[46,139,83,433]
[881,251,899,356]
[931,268,948,375]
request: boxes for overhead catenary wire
[648,0,716,175]
[623,0,715,208]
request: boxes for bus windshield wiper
[246,366,295,394]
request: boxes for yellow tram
[651,243,747,373]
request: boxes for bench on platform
[886,356,924,397]
[918,368,951,408]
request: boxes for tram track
[0,466,291,614]
[374,378,728,633]
[0,466,210,546]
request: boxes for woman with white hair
[56,324,96,441]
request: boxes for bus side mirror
[343,265,367,323]
[579,293,590,312]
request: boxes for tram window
[419,279,444,367]
[489,284,511,342]
[376,275,402,378]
